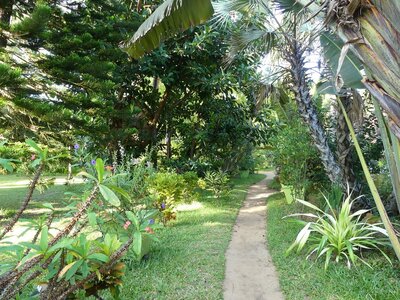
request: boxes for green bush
[148,171,201,224]
[270,119,326,197]
[204,170,230,200]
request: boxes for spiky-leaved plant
[286,194,391,269]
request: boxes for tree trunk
[336,93,356,188]
[287,41,343,184]
[0,0,13,47]
[166,127,171,159]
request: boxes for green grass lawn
[266,192,400,300]
[102,173,265,300]
[0,175,83,217]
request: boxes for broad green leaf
[126,211,140,230]
[41,203,54,210]
[40,226,49,252]
[339,99,400,262]
[108,185,131,201]
[76,171,98,182]
[122,0,214,59]
[26,139,43,155]
[95,158,105,183]
[319,32,364,91]
[0,245,24,253]
[133,231,142,257]
[65,259,83,281]
[99,184,120,207]
[87,253,109,263]
[47,238,74,253]
[88,212,97,227]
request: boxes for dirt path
[223,171,284,300]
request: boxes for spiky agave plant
[286,194,392,269]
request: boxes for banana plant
[122,0,214,58]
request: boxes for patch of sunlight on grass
[176,201,203,211]
[203,221,226,227]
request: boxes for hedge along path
[223,171,284,300]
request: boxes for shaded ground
[223,171,284,300]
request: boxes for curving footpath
[223,171,284,300]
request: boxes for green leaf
[338,99,400,261]
[76,171,98,182]
[88,212,97,227]
[133,231,142,257]
[126,211,140,230]
[40,225,49,252]
[320,32,364,91]
[0,158,19,172]
[26,139,42,155]
[95,158,105,183]
[87,253,109,263]
[0,245,24,253]
[122,0,214,59]
[107,185,131,201]
[41,203,54,210]
[99,184,120,207]
[58,259,83,280]
[47,238,74,253]
[66,259,83,281]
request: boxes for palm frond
[122,0,214,59]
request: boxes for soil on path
[223,171,284,300]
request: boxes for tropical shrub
[148,171,202,224]
[270,118,327,198]
[204,170,230,200]
[0,140,160,299]
[286,194,391,269]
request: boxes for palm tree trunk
[287,41,343,184]
[336,93,356,188]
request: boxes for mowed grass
[266,193,400,300]
[0,175,83,217]
[104,173,265,300]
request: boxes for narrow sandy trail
[223,171,284,300]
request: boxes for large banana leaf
[122,0,214,59]
[319,32,364,91]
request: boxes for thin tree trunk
[336,93,356,188]
[166,127,171,159]
[287,41,343,184]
